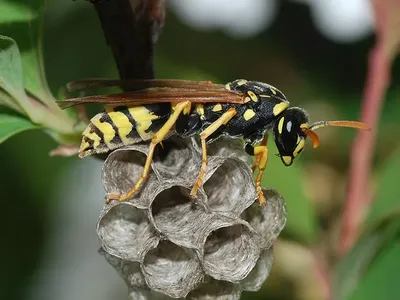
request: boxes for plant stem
[338,44,389,255]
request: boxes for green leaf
[19,3,56,106]
[333,146,400,300]
[21,43,54,104]
[0,113,37,144]
[0,35,26,100]
[333,217,400,300]
[348,231,400,300]
[0,89,23,113]
[0,2,36,24]
[0,3,80,136]
[0,2,57,108]
[262,143,318,243]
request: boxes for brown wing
[66,78,218,92]
[57,87,245,109]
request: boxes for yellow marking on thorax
[128,106,159,140]
[196,104,205,116]
[91,114,115,146]
[278,117,285,134]
[107,110,134,145]
[225,84,231,90]
[243,109,256,121]
[270,88,277,95]
[244,97,251,103]
[237,80,247,86]
[247,91,258,102]
[293,139,305,157]
[260,94,271,98]
[212,104,223,112]
[273,102,289,116]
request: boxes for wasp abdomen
[79,104,172,157]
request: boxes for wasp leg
[190,108,237,199]
[253,145,269,206]
[107,101,192,202]
[251,135,268,173]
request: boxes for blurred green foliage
[349,234,400,300]
[0,1,399,300]
[333,144,400,300]
[263,143,318,244]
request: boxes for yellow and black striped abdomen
[79,104,172,158]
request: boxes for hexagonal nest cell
[98,135,287,299]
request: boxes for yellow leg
[251,135,268,173]
[107,101,191,202]
[253,145,269,206]
[190,108,237,199]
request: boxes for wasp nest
[97,135,286,299]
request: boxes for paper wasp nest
[98,135,286,299]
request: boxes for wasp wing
[57,87,245,109]
[66,78,217,92]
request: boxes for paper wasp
[58,78,370,205]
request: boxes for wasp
[58,78,370,205]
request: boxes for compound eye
[282,123,298,152]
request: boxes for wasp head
[272,106,371,166]
[272,107,311,166]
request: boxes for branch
[88,0,166,80]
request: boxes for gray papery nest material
[97,135,287,299]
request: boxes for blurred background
[1,0,399,299]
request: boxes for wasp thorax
[273,107,310,166]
